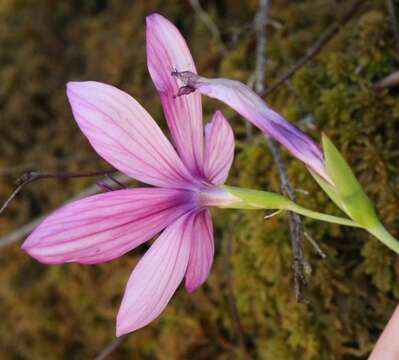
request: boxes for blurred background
[1,0,399,358]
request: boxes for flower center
[197,186,242,208]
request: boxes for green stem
[286,203,361,228]
[368,223,399,253]
[222,186,399,254]
[223,185,360,228]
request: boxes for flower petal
[203,111,234,185]
[67,81,198,189]
[369,305,399,360]
[173,72,331,182]
[22,188,193,264]
[116,211,194,335]
[146,13,203,176]
[185,209,214,292]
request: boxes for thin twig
[254,0,310,301]
[94,335,129,360]
[294,188,310,196]
[0,182,29,217]
[188,0,227,54]
[386,0,399,55]
[106,174,127,189]
[0,169,116,216]
[0,173,130,249]
[304,231,327,259]
[263,0,364,96]
[244,74,256,139]
[254,0,270,95]
[264,209,283,219]
[265,138,308,301]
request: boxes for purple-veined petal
[203,111,234,185]
[146,13,204,176]
[67,81,198,189]
[172,72,331,183]
[116,211,195,335]
[22,188,194,264]
[185,209,214,292]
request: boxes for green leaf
[322,134,361,196]
[322,134,378,227]
[309,168,349,215]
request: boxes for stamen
[171,69,199,84]
[173,85,196,98]
[171,70,200,97]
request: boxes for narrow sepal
[322,134,377,227]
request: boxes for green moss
[1,0,399,359]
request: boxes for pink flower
[172,71,331,183]
[22,14,235,336]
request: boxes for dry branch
[253,0,310,301]
[263,0,364,96]
[94,335,129,360]
[189,0,227,53]
[0,169,116,216]
[0,173,130,249]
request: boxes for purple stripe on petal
[172,72,331,182]
[197,77,329,181]
[116,211,195,335]
[22,188,194,264]
[146,14,204,176]
[67,81,199,189]
[204,111,235,185]
[185,209,214,292]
